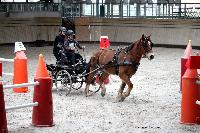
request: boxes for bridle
[141,37,153,56]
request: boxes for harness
[101,47,140,75]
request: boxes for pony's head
[140,34,154,60]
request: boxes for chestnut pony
[85,34,154,102]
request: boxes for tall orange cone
[13,42,28,93]
[34,54,50,78]
[180,59,200,124]
[0,83,8,133]
[32,54,54,127]
[180,40,192,91]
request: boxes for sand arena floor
[1,43,200,133]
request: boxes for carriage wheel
[46,64,56,84]
[71,75,84,90]
[55,70,72,96]
[48,71,54,82]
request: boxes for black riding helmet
[59,27,67,32]
[66,30,75,36]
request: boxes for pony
[85,34,154,102]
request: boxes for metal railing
[0,2,61,12]
[0,2,200,19]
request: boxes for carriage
[47,35,154,101]
[46,50,88,96]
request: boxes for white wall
[75,17,200,47]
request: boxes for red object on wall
[100,36,110,49]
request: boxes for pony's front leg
[116,81,126,102]
[85,70,95,97]
[84,83,90,97]
[119,75,133,102]
[123,81,133,98]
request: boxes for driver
[53,26,67,61]
[63,30,85,65]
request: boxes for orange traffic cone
[180,40,192,91]
[13,51,28,93]
[13,42,28,93]
[32,54,54,127]
[34,54,50,78]
[0,83,8,133]
[183,40,192,58]
[180,53,200,125]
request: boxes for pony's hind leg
[118,74,133,102]
[99,72,109,97]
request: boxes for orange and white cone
[13,42,28,93]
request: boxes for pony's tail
[85,50,102,81]
[85,55,98,81]
[85,56,94,78]
[85,59,91,76]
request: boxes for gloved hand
[57,43,62,48]
[82,46,85,49]
[82,46,85,51]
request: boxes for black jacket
[53,35,65,55]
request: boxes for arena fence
[0,58,14,76]
[0,2,200,19]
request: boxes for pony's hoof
[85,91,93,97]
[115,96,125,102]
[85,93,91,97]
[101,91,106,97]
[85,94,91,97]
[120,96,126,102]
[114,96,125,103]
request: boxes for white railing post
[196,100,200,106]
[3,81,39,90]
[6,102,38,111]
[0,58,14,62]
